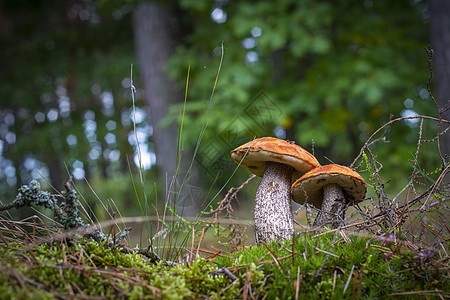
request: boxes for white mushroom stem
[254,161,294,244]
[313,183,347,228]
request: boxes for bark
[429,0,450,160]
[254,161,294,243]
[133,2,180,179]
[133,3,201,216]
[47,154,63,191]
[313,183,346,228]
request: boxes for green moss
[214,232,449,299]
[0,239,239,299]
[0,232,448,299]
[0,284,54,300]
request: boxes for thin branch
[350,115,450,169]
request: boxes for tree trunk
[47,154,63,191]
[429,0,450,162]
[133,2,180,179]
[133,2,201,216]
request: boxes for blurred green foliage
[0,0,146,207]
[168,0,437,192]
[0,0,440,216]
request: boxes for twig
[258,252,296,265]
[350,115,450,169]
[315,230,340,276]
[313,246,339,258]
[196,248,228,258]
[261,241,284,272]
[332,270,337,294]
[424,46,448,166]
[196,227,205,258]
[242,268,251,300]
[419,163,450,211]
[211,174,256,219]
[210,267,238,281]
[295,266,302,300]
[9,269,45,289]
[390,290,450,297]
[189,226,195,264]
[343,265,355,294]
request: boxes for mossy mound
[215,232,449,298]
[0,232,448,299]
[0,239,239,299]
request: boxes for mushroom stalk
[254,161,294,244]
[313,183,347,228]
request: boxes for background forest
[0,0,448,222]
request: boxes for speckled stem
[254,161,294,244]
[313,183,347,228]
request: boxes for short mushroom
[231,137,320,243]
[291,164,367,228]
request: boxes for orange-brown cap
[230,137,320,181]
[291,164,367,208]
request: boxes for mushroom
[231,137,320,243]
[291,164,367,228]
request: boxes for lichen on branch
[1,179,83,230]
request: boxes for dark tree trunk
[100,142,109,179]
[132,3,202,216]
[429,0,450,160]
[133,2,180,179]
[47,154,63,191]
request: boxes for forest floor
[0,179,448,299]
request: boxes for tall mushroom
[231,137,320,243]
[291,164,366,228]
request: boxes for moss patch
[0,232,448,299]
[0,240,239,299]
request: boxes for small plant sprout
[291,164,367,228]
[231,137,320,243]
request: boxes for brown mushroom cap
[230,137,320,181]
[291,164,367,208]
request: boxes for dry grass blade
[0,215,61,245]
[343,265,355,294]
[313,246,339,258]
[196,227,205,258]
[242,267,251,300]
[389,290,450,297]
[196,248,229,259]
[294,266,302,300]
[258,252,296,265]
[261,241,284,272]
